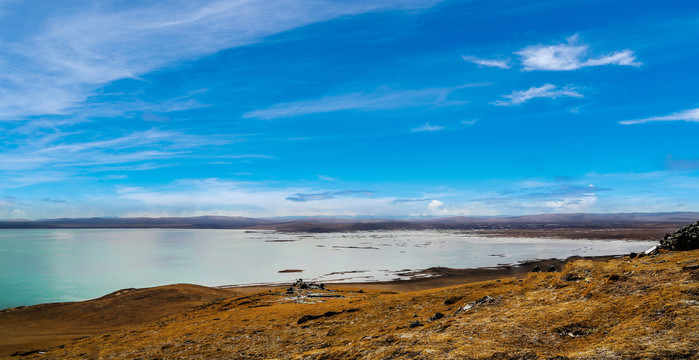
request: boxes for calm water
[0,229,656,309]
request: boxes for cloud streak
[411,122,445,132]
[491,84,582,106]
[243,84,482,119]
[516,34,640,71]
[619,108,699,125]
[469,183,609,213]
[286,190,374,202]
[0,129,223,171]
[461,55,510,69]
[115,179,400,217]
[0,126,264,189]
[0,0,441,120]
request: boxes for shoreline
[0,254,627,311]
[216,253,624,293]
[1,227,662,309]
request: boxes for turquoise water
[0,229,656,309]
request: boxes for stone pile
[659,220,699,251]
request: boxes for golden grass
[2,250,698,359]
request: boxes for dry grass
[2,250,698,359]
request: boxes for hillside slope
[0,284,239,357]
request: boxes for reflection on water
[0,229,656,308]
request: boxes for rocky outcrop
[659,220,699,251]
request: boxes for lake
[0,229,656,309]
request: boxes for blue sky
[0,0,698,219]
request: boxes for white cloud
[545,195,597,211]
[0,0,441,120]
[516,34,640,71]
[491,83,582,106]
[411,122,445,132]
[243,84,483,119]
[461,55,510,69]
[427,199,444,210]
[619,108,699,125]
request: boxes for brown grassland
[1,249,697,359]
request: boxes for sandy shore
[218,254,623,294]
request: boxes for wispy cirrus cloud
[411,122,445,132]
[619,108,699,125]
[0,0,441,120]
[0,127,257,188]
[461,55,510,69]
[318,175,338,182]
[475,184,610,203]
[390,198,431,205]
[243,84,483,120]
[115,179,398,217]
[113,180,494,218]
[471,183,609,212]
[286,190,374,202]
[545,196,598,211]
[516,34,640,71]
[491,83,582,106]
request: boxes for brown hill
[0,284,239,357]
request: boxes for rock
[455,295,496,314]
[444,296,461,305]
[286,287,295,294]
[10,349,45,357]
[555,323,594,338]
[682,264,699,271]
[629,252,638,259]
[532,265,541,272]
[659,220,699,251]
[357,289,364,293]
[548,264,557,272]
[562,273,584,282]
[644,245,659,255]
[430,312,445,321]
[307,293,343,298]
[297,309,351,324]
[474,295,495,305]
[454,304,473,314]
[297,314,324,324]
[409,320,424,328]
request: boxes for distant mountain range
[0,212,697,232]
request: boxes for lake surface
[0,229,656,309]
